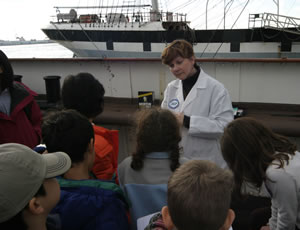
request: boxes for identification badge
[168,99,179,109]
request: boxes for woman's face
[168,56,196,80]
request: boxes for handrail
[249,12,300,35]
[52,8,187,24]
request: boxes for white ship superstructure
[42,0,300,58]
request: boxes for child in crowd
[145,160,235,230]
[42,109,130,230]
[61,72,119,181]
[118,108,188,228]
[0,143,71,230]
[0,50,42,148]
[221,117,300,230]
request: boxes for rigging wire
[163,0,169,12]
[229,0,250,29]
[112,0,120,23]
[119,0,125,23]
[99,0,104,20]
[195,0,251,29]
[187,0,226,28]
[182,0,202,16]
[92,0,98,15]
[192,0,247,29]
[105,0,109,21]
[287,0,297,15]
[171,0,198,23]
[199,0,234,57]
[169,0,196,13]
[213,0,250,58]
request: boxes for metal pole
[224,0,226,29]
[206,0,210,29]
[152,0,159,12]
[273,0,279,26]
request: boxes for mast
[273,0,279,27]
[152,0,159,12]
[150,0,161,21]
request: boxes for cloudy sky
[0,0,299,41]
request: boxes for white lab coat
[161,68,234,168]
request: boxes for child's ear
[89,138,94,151]
[86,138,94,155]
[161,206,174,230]
[28,197,45,215]
[220,209,235,230]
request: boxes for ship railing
[249,13,300,35]
[51,7,187,26]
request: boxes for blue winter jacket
[52,178,130,230]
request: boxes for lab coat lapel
[173,80,184,112]
[182,85,197,111]
[181,69,206,111]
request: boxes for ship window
[143,42,151,51]
[230,42,240,52]
[281,42,291,52]
[106,40,114,50]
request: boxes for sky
[0,0,299,41]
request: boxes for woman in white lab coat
[161,39,234,168]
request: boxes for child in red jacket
[61,72,119,182]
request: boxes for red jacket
[0,82,42,148]
[92,125,119,182]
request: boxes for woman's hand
[174,112,184,126]
[260,226,270,230]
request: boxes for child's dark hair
[42,109,94,164]
[62,72,105,119]
[131,108,181,171]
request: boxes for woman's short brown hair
[161,40,194,65]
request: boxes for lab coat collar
[195,68,209,89]
[181,68,208,110]
[171,67,208,89]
